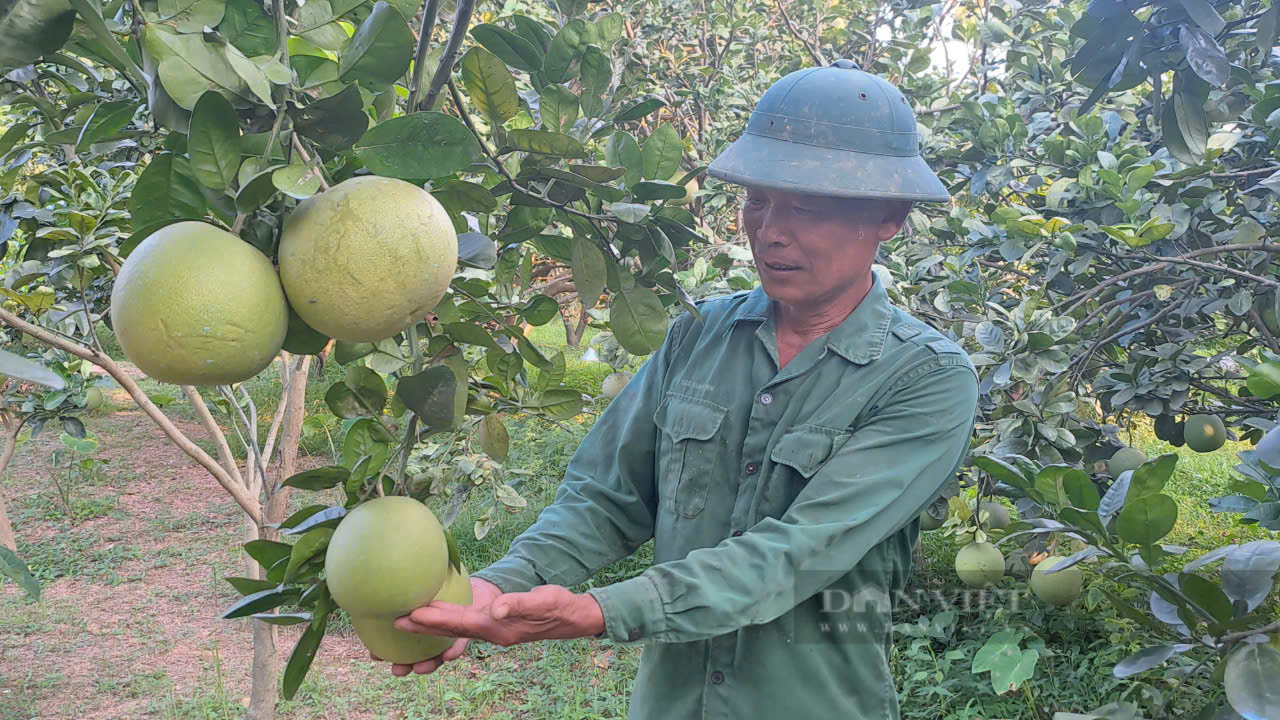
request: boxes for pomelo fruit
[979,500,1011,530]
[350,563,474,664]
[84,387,103,411]
[1108,447,1147,476]
[955,541,1005,588]
[110,222,288,385]
[278,176,458,343]
[920,502,948,531]
[325,496,450,619]
[1030,555,1083,606]
[1184,414,1226,453]
[600,371,632,399]
[668,171,698,206]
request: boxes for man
[382,60,978,719]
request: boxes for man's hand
[377,582,606,676]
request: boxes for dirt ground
[0,388,376,719]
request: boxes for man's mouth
[762,260,801,272]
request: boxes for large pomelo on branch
[278,176,458,343]
[109,221,288,385]
[955,541,1005,588]
[1030,555,1083,606]
[1184,414,1226,453]
[325,496,462,664]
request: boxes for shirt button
[628,629,643,641]
[732,530,743,537]
[745,461,759,475]
[759,392,773,406]
[711,670,725,684]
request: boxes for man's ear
[875,201,913,242]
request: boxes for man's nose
[758,208,791,246]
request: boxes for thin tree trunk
[0,418,26,552]
[265,354,310,530]
[243,459,278,720]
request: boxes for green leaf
[1172,72,1209,165]
[541,19,589,83]
[471,23,542,72]
[281,506,347,535]
[594,12,623,45]
[291,84,370,151]
[1177,573,1233,623]
[343,366,388,415]
[297,0,351,51]
[142,24,254,108]
[60,432,98,454]
[609,202,650,224]
[282,528,334,583]
[531,388,584,419]
[571,235,607,309]
[610,285,668,355]
[272,163,323,199]
[0,123,31,160]
[0,349,65,389]
[1245,362,1280,400]
[641,123,682,181]
[219,0,278,57]
[1063,471,1101,511]
[540,84,579,134]
[1116,493,1178,545]
[187,92,240,190]
[614,96,666,124]
[1178,0,1225,34]
[1128,453,1178,498]
[477,414,510,461]
[0,545,40,601]
[283,304,331,355]
[281,592,331,700]
[158,0,226,33]
[334,341,375,365]
[511,15,552,54]
[250,612,312,625]
[354,112,480,179]
[1224,642,1280,720]
[244,539,293,571]
[1257,2,1279,54]
[605,131,643,189]
[342,419,393,472]
[441,322,499,351]
[1179,24,1230,87]
[234,165,282,214]
[520,295,559,326]
[578,46,610,119]
[221,586,301,619]
[281,466,351,491]
[339,1,414,89]
[75,101,137,152]
[129,153,206,228]
[504,129,588,158]
[224,576,278,595]
[395,365,458,430]
[462,47,519,125]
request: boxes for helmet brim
[707,131,952,203]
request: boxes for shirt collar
[729,274,894,365]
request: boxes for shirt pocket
[654,393,728,518]
[765,424,851,513]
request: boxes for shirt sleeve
[586,356,978,645]
[471,313,697,595]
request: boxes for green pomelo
[955,541,1005,588]
[920,504,948,531]
[1184,414,1226,453]
[109,222,288,385]
[601,371,632,399]
[325,496,449,619]
[979,500,1011,529]
[668,172,698,206]
[278,176,458,343]
[84,387,103,411]
[1030,556,1083,607]
[351,564,474,664]
[1109,447,1147,476]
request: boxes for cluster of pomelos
[111,175,458,386]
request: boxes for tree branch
[407,0,443,113]
[0,309,262,524]
[422,0,477,112]
[181,385,246,489]
[775,0,825,66]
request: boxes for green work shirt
[473,277,978,720]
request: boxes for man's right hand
[370,576,504,677]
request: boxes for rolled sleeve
[627,358,978,644]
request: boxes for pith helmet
[707,59,950,202]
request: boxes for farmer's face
[742,188,908,313]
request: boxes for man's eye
[793,206,816,216]
[745,199,765,209]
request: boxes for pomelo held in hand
[1030,555,1083,607]
[325,496,470,664]
[110,222,288,385]
[278,176,458,343]
[600,371,633,399]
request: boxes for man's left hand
[393,584,606,648]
